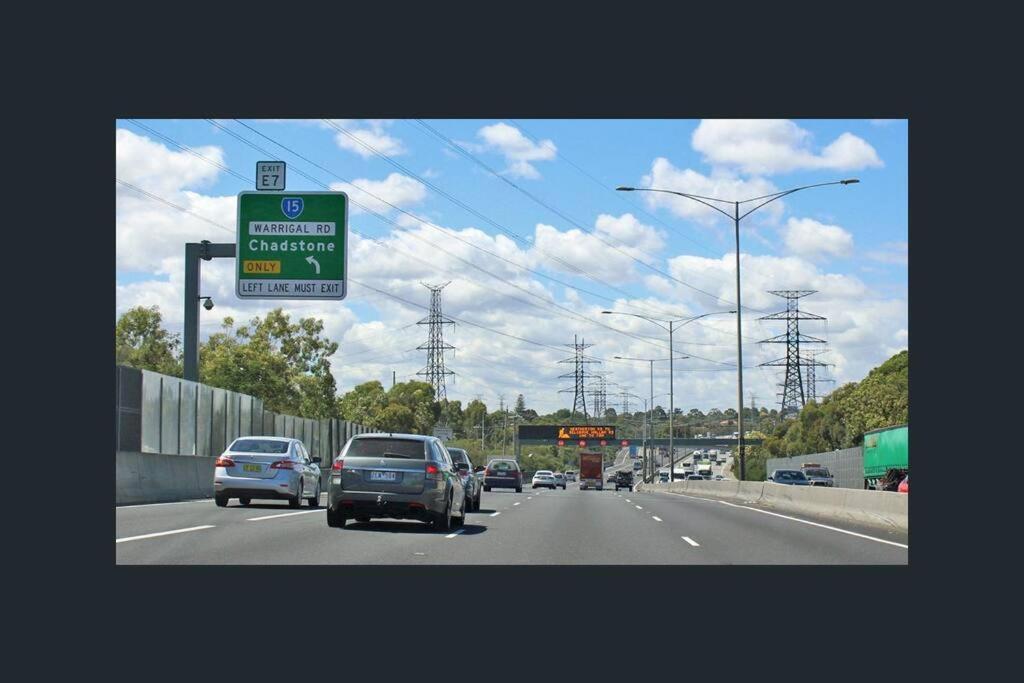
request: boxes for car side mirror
[311,456,321,464]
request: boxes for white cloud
[640,158,783,225]
[325,119,405,158]
[116,128,222,197]
[866,240,908,266]
[783,217,854,260]
[692,119,883,175]
[528,213,663,283]
[329,173,427,216]
[476,122,556,179]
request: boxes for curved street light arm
[737,180,856,220]
[626,188,734,219]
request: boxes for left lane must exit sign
[235,191,348,300]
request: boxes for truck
[696,460,713,477]
[863,424,908,490]
[579,451,604,491]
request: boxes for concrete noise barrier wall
[636,479,907,533]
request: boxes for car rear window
[448,449,471,465]
[230,439,290,454]
[347,438,426,459]
[488,460,518,471]
[803,468,829,477]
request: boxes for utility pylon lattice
[587,372,608,420]
[619,387,632,414]
[558,334,599,420]
[416,282,455,402]
[801,348,835,403]
[758,290,827,416]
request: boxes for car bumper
[327,487,447,520]
[484,478,521,489]
[215,471,300,498]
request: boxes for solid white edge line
[714,499,909,549]
[682,536,700,547]
[652,516,662,522]
[445,529,465,539]
[116,525,215,543]
[490,511,501,517]
[246,509,322,521]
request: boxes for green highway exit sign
[235,191,348,300]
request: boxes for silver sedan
[214,436,322,508]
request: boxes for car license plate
[243,464,261,472]
[369,471,399,482]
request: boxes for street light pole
[616,179,859,481]
[734,200,745,479]
[668,320,675,481]
[649,360,654,482]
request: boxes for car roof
[353,432,435,442]
[231,436,296,443]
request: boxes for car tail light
[332,459,344,471]
[425,463,440,475]
[270,460,295,470]
[215,455,235,468]
[485,469,493,475]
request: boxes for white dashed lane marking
[682,536,700,547]
[116,525,215,544]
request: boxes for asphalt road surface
[116,482,908,565]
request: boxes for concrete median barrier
[116,451,216,505]
[637,478,907,533]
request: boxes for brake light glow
[270,460,295,470]
[332,459,344,471]
[215,456,235,468]
[426,463,440,475]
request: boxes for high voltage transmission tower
[619,387,632,414]
[801,348,835,403]
[558,335,599,420]
[416,282,455,403]
[757,290,827,417]
[587,372,609,420]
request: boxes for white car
[532,470,557,489]
[564,471,577,482]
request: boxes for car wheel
[215,494,229,507]
[307,481,320,507]
[289,481,303,509]
[516,486,522,493]
[455,497,466,527]
[435,495,453,531]
[476,492,482,511]
[484,486,491,492]
[326,508,345,527]
[239,497,251,506]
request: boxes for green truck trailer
[862,424,908,490]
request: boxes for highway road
[116,482,908,565]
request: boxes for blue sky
[116,118,907,415]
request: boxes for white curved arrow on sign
[305,255,320,274]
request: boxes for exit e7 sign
[235,191,348,300]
